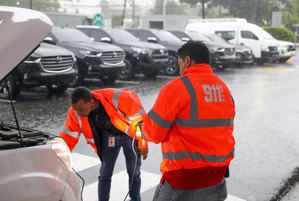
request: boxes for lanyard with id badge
[108,136,115,147]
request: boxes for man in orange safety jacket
[142,40,235,201]
[59,87,148,201]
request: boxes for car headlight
[261,46,269,52]
[131,47,150,54]
[79,50,102,57]
[51,137,72,170]
[24,56,41,64]
[216,47,225,52]
[79,50,91,55]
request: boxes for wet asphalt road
[1,54,299,201]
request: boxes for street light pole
[132,0,135,28]
[121,0,127,26]
[163,0,166,15]
[202,0,205,19]
[30,0,32,9]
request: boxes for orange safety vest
[59,88,148,153]
[142,64,235,173]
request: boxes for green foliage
[262,26,296,42]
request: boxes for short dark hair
[177,40,210,64]
[71,86,93,104]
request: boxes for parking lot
[1,51,299,201]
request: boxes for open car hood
[0,6,53,81]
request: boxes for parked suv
[77,26,169,80]
[173,30,236,70]
[0,6,82,201]
[46,27,126,84]
[127,28,184,76]
[203,33,254,66]
[0,42,76,99]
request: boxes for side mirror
[100,37,111,43]
[147,37,158,43]
[43,36,55,44]
[181,37,190,42]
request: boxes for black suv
[0,42,76,99]
[203,33,254,66]
[126,28,184,76]
[46,27,126,84]
[186,31,236,70]
[77,26,169,80]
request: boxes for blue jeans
[98,131,141,201]
[153,179,227,201]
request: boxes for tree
[0,0,60,12]
[208,0,276,25]
[280,0,299,31]
[152,0,186,15]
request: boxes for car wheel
[143,68,158,79]
[165,56,179,76]
[278,57,290,63]
[100,74,118,84]
[119,59,134,80]
[255,58,264,65]
[0,75,21,99]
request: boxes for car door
[238,30,261,58]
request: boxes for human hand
[139,148,148,160]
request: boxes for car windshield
[151,29,182,43]
[52,27,92,42]
[187,31,212,43]
[105,29,140,42]
[204,34,228,43]
[253,28,274,40]
[170,31,190,39]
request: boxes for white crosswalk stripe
[71,153,246,201]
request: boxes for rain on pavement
[1,54,299,201]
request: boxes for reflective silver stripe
[112,88,126,117]
[62,127,81,138]
[163,148,234,162]
[176,76,234,128]
[141,129,149,142]
[86,138,95,144]
[128,107,145,120]
[148,109,172,129]
[174,118,234,127]
[181,76,198,120]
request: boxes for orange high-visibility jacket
[142,64,235,173]
[59,88,148,153]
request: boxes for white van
[185,18,280,64]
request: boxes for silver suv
[0,6,83,201]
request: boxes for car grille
[152,49,168,60]
[41,55,73,72]
[101,51,125,65]
[224,48,235,56]
[269,46,277,52]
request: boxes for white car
[0,6,83,201]
[276,40,296,63]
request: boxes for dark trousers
[153,179,227,201]
[98,131,141,201]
